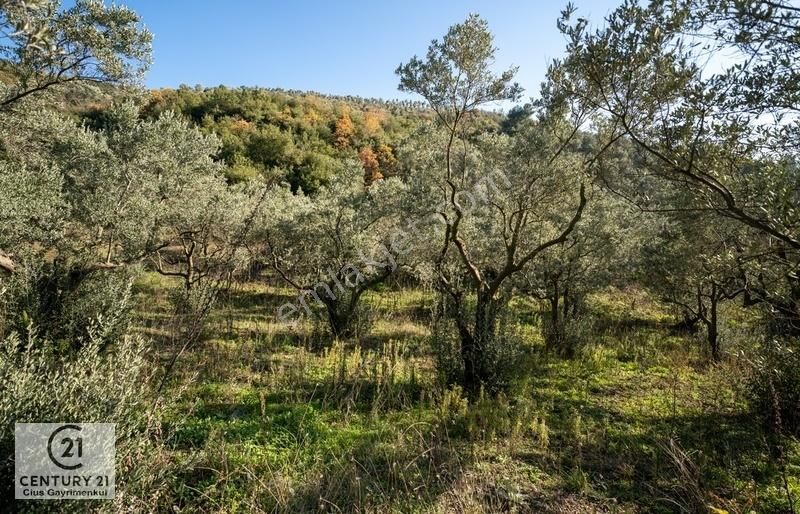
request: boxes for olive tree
[257,163,405,339]
[555,0,800,330]
[521,190,633,356]
[148,170,262,293]
[397,15,619,395]
[0,101,242,342]
[0,0,152,109]
[639,215,747,361]
[0,0,151,276]
[2,102,227,266]
[556,0,800,440]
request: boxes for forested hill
[139,85,503,191]
[14,74,509,192]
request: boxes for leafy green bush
[544,312,597,359]
[430,315,464,389]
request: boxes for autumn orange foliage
[334,112,356,149]
[358,146,383,185]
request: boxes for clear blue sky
[119,0,620,103]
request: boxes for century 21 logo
[47,424,84,470]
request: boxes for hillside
[141,86,503,191]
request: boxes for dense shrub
[0,329,183,511]
[430,314,464,389]
[0,263,136,349]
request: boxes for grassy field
[133,274,800,513]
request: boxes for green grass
[133,274,799,513]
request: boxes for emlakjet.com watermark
[15,423,115,500]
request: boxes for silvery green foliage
[149,151,256,290]
[401,121,589,297]
[258,162,395,280]
[520,189,635,355]
[2,102,225,268]
[0,101,235,343]
[397,121,596,392]
[396,14,522,129]
[555,0,800,329]
[0,0,149,277]
[396,15,605,393]
[0,0,152,108]
[639,214,748,360]
[257,162,406,337]
[0,331,150,427]
[0,263,137,346]
[526,192,633,298]
[0,160,64,252]
[0,328,162,503]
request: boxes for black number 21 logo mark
[61,436,83,458]
[47,424,84,470]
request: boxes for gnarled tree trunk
[323,297,358,340]
[456,291,500,398]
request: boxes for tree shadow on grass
[280,423,469,513]
[518,382,786,512]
